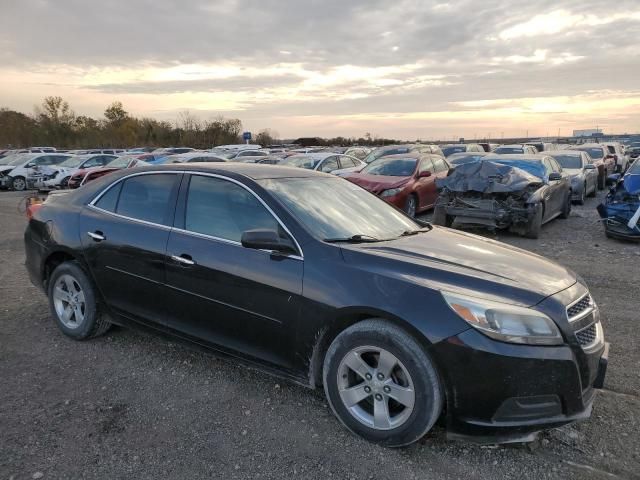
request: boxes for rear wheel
[575,184,586,205]
[11,176,26,191]
[323,319,443,447]
[47,261,111,340]
[560,192,571,219]
[404,194,417,218]
[587,180,597,197]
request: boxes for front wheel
[323,319,443,447]
[575,184,586,205]
[11,176,26,191]
[47,261,111,339]
[525,204,543,238]
[404,194,417,218]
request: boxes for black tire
[587,181,597,197]
[404,194,417,218]
[323,319,443,447]
[47,261,111,340]
[560,192,571,219]
[11,176,27,191]
[60,176,70,188]
[575,184,586,205]
[525,204,543,239]
[597,173,605,190]
[432,205,451,227]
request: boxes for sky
[1,0,639,140]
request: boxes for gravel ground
[1,189,638,480]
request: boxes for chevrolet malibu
[24,164,608,447]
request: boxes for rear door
[543,158,564,218]
[415,156,437,209]
[162,173,303,368]
[79,172,181,325]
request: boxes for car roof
[286,152,337,160]
[484,154,546,162]
[496,144,528,148]
[371,152,426,160]
[129,162,330,180]
[572,143,605,148]
[551,150,582,155]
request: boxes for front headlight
[381,187,403,197]
[442,292,563,345]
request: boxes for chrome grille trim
[566,293,594,323]
[574,321,603,352]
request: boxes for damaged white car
[32,154,117,189]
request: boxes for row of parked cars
[3,140,636,239]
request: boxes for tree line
[0,96,402,149]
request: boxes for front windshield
[361,157,417,176]
[492,160,546,179]
[574,147,603,159]
[259,177,419,241]
[552,154,582,169]
[442,146,466,157]
[364,147,410,164]
[494,147,524,154]
[59,156,84,167]
[278,155,319,169]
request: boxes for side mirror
[418,170,432,178]
[548,172,562,181]
[584,164,596,170]
[241,229,297,255]
[25,163,35,168]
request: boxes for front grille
[567,293,592,320]
[576,323,597,347]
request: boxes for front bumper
[431,328,608,443]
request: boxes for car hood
[0,165,15,174]
[347,174,410,193]
[339,226,576,307]
[564,168,583,177]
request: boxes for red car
[346,152,450,217]
[67,156,148,188]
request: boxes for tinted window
[95,183,122,212]
[116,174,178,225]
[185,175,279,242]
[442,146,466,157]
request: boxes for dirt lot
[1,189,638,480]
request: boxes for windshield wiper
[324,234,384,243]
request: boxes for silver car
[548,150,598,204]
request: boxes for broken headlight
[442,292,563,345]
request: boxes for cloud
[0,0,639,137]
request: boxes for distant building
[573,129,603,137]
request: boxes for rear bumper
[431,329,608,443]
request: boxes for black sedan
[24,163,607,446]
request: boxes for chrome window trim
[88,169,304,260]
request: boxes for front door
[163,174,303,369]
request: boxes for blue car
[597,159,640,240]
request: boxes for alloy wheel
[12,178,26,191]
[52,274,86,329]
[337,346,415,431]
[405,196,416,218]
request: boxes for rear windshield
[494,147,524,154]
[442,146,466,156]
[364,147,410,164]
[575,147,604,159]
[552,154,582,169]
[361,157,417,176]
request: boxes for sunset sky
[1,0,639,139]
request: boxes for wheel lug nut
[377,373,384,380]
[383,386,391,393]
[374,394,383,401]
[364,386,371,393]
[365,373,372,380]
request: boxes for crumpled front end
[597,179,640,241]
[435,161,543,234]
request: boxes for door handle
[87,231,105,242]
[171,254,195,266]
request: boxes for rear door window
[111,174,180,225]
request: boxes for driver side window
[184,175,281,243]
[319,157,339,173]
